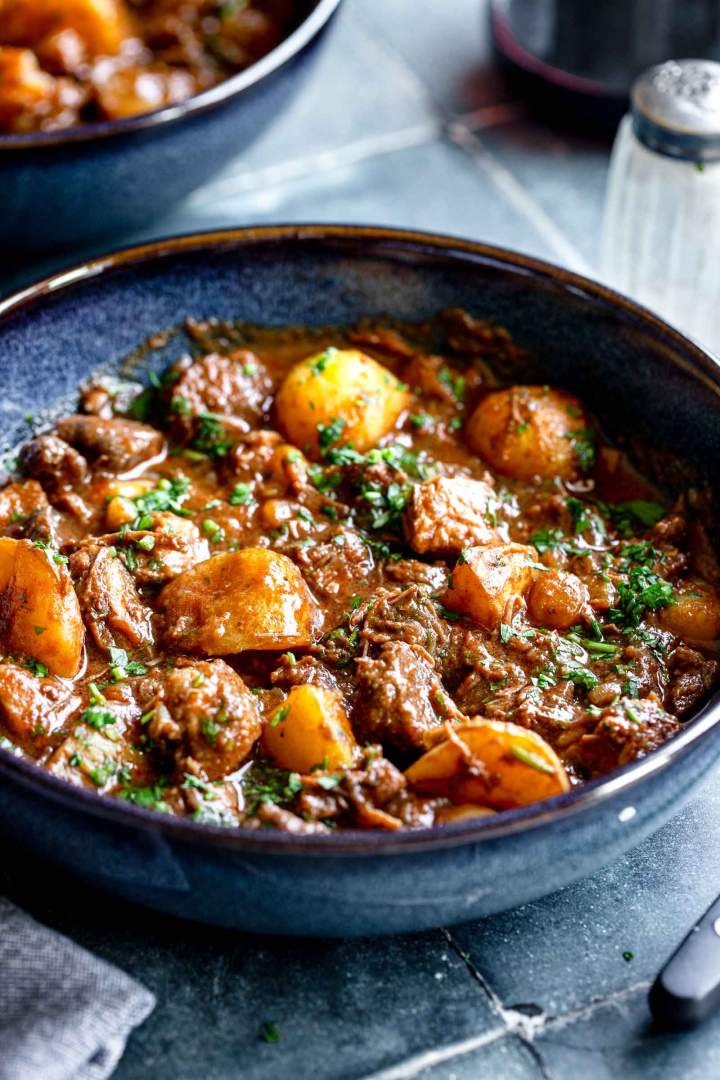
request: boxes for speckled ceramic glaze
[1,226,719,937]
[0,1,342,251]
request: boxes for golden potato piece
[0,538,84,677]
[660,583,720,641]
[467,385,589,480]
[403,475,498,556]
[406,720,569,810]
[0,0,134,56]
[275,347,410,460]
[528,570,590,630]
[263,685,357,773]
[159,547,320,655]
[445,543,537,629]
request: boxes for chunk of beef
[385,559,448,591]
[295,749,409,830]
[71,546,153,651]
[19,434,88,492]
[354,641,458,751]
[668,645,718,715]
[54,415,164,472]
[142,660,261,780]
[0,663,81,754]
[557,696,680,777]
[285,528,374,607]
[270,655,339,695]
[110,513,210,585]
[224,430,283,482]
[403,475,498,556]
[169,352,273,438]
[0,480,52,537]
[47,726,126,792]
[357,584,452,659]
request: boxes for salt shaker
[601,59,720,355]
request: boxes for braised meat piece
[558,696,680,777]
[0,479,53,538]
[142,660,261,781]
[403,475,498,556]
[54,415,164,472]
[19,434,88,492]
[71,546,153,652]
[667,645,718,715]
[0,663,81,753]
[354,641,460,751]
[168,352,274,437]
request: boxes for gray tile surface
[2,0,719,1078]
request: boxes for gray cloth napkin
[0,898,155,1080]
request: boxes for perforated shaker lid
[632,59,720,162]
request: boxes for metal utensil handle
[650,894,720,1027]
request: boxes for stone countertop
[2,2,720,1077]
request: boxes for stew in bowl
[1,305,716,834]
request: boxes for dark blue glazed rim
[1,224,719,856]
[0,0,343,150]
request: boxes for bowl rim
[0,0,343,151]
[1,222,720,857]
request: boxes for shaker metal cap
[632,59,720,162]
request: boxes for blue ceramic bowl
[1,225,719,937]
[0,1,342,251]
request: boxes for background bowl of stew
[1,224,720,937]
[0,0,342,251]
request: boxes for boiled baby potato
[263,684,357,773]
[275,347,410,460]
[0,0,133,56]
[445,543,537,629]
[527,570,590,630]
[159,547,320,655]
[406,719,569,810]
[0,538,84,677]
[660,582,720,641]
[467,385,589,481]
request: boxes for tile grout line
[446,120,593,276]
[185,121,442,208]
[361,931,651,1080]
[348,8,593,276]
[442,928,555,1080]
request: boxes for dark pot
[0,1,342,251]
[0,225,718,936]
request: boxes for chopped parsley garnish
[80,706,116,730]
[499,623,513,643]
[243,762,303,813]
[562,666,599,691]
[605,500,665,537]
[200,718,219,745]
[566,497,597,536]
[119,780,170,813]
[511,745,556,775]
[409,412,434,430]
[260,1020,280,1044]
[270,703,290,728]
[437,366,466,402]
[229,482,253,506]
[191,412,235,458]
[568,427,595,472]
[23,658,49,678]
[310,347,338,374]
[107,646,148,680]
[609,566,674,628]
[132,476,190,526]
[318,417,347,454]
[170,394,193,417]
